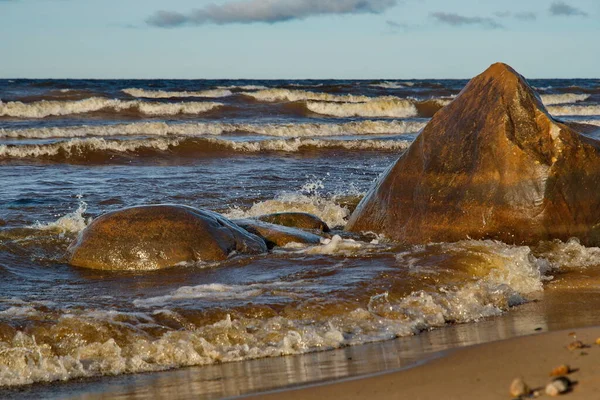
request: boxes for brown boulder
[346,63,600,246]
[256,212,330,232]
[233,219,323,248]
[68,205,267,270]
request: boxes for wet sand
[251,327,600,400]
[247,289,600,400]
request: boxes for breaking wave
[0,237,585,387]
[547,104,600,116]
[0,98,223,118]
[540,93,590,106]
[306,98,419,118]
[242,88,374,103]
[0,120,426,139]
[0,136,412,161]
[122,88,233,99]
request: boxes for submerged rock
[68,205,267,270]
[256,212,330,232]
[346,63,600,246]
[233,219,322,248]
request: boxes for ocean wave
[370,81,409,89]
[0,136,412,162]
[122,88,233,99]
[540,93,591,106]
[0,120,426,140]
[306,98,419,118]
[0,237,568,387]
[242,88,374,103]
[547,104,600,116]
[217,85,268,91]
[0,98,223,118]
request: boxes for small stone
[595,337,600,345]
[509,377,529,397]
[567,340,585,350]
[550,364,570,376]
[545,377,571,396]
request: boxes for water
[1,77,600,392]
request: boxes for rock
[509,377,530,397]
[68,205,267,270]
[233,219,323,248]
[256,212,330,232]
[346,63,600,246]
[549,364,570,377]
[567,340,585,350]
[546,377,571,396]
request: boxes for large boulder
[346,63,600,246]
[256,212,330,232]
[68,205,267,270]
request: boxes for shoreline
[246,326,600,400]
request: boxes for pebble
[509,377,529,397]
[545,377,571,396]
[567,340,585,350]
[549,364,570,377]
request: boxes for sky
[0,0,598,79]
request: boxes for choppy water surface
[1,78,600,391]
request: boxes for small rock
[595,337,600,345]
[550,364,570,377]
[509,377,529,397]
[567,340,585,350]
[545,377,571,396]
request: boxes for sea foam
[122,88,233,99]
[0,120,426,139]
[0,98,222,118]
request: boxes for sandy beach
[246,290,600,400]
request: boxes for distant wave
[0,136,412,161]
[122,88,233,99]
[370,81,414,89]
[540,93,591,106]
[217,85,268,91]
[242,88,374,103]
[306,98,420,118]
[0,120,426,139]
[0,98,223,118]
[547,104,600,116]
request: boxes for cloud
[430,12,502,29]
[549,1,588,16]
[494,11,537,21]
[147,0,399,28]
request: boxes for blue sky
[0,0,598,78]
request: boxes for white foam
[122,88,232,99]
[306,98,418,118]
[548,104,600,117]
[540,93,590,106]
[223,182,358,228]
[134,281,306,307]
[0,98,222,118]
[370,82,406,89]
[300,235,372,255]
[32,200,90,234]
[242,88,373,103]
[0,120,427,139]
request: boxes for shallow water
[1,77,600,392]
